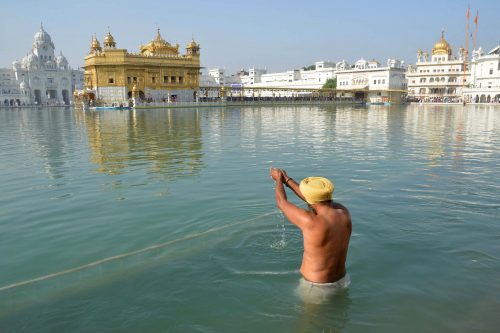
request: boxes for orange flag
[474,10,478,25]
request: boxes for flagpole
[463,3,470,98]
[474,10,478,51]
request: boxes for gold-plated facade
[83,29,201,103]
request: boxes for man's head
[299,177,334,205]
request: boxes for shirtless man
[270,168,352,303]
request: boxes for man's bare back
[270,168,352,284]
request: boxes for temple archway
[62,90,70,105]
[34,89,42,104]
[354,91,365,101]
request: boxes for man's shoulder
[331,201,350,215]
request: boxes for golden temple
[83,29,201,104]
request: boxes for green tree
[302,64,316,71]
[322,78,337,89]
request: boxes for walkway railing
[133,98,359,109]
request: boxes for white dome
[33,24,55,49]
[354,59,369,69]
[336,60,348,70]
[56,52,68,68]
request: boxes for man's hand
[281,169,290,182]
[270,168,284,182]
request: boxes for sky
[0,0,498,73]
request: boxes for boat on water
[366,101,392,106]
[89,106,132,111]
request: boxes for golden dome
[90,35,102,53]
[186,37,200,57]
[432,31,451,55]
[140,29,179,56]
[186,38,198,48]
[103,31,116,48]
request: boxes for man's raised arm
[281,169,307,203]
[270,168,288,208]
[270,168,312,230]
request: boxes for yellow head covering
[299,177,334,205]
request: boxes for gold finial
[155,28,162,41]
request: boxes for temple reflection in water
[76,109,202,177]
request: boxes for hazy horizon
[1,0,498,73]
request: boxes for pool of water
[0,105,499,332]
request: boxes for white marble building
[406,32,469,102]
[0,68,30,106]
[206,68,242,86]
[71,69,84,92]
[240,68,267,86]
[12,24,81,105]
[238,61,336,89]
[298,61,337,87]
[336,58,407,104]
[463,46,500,103]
